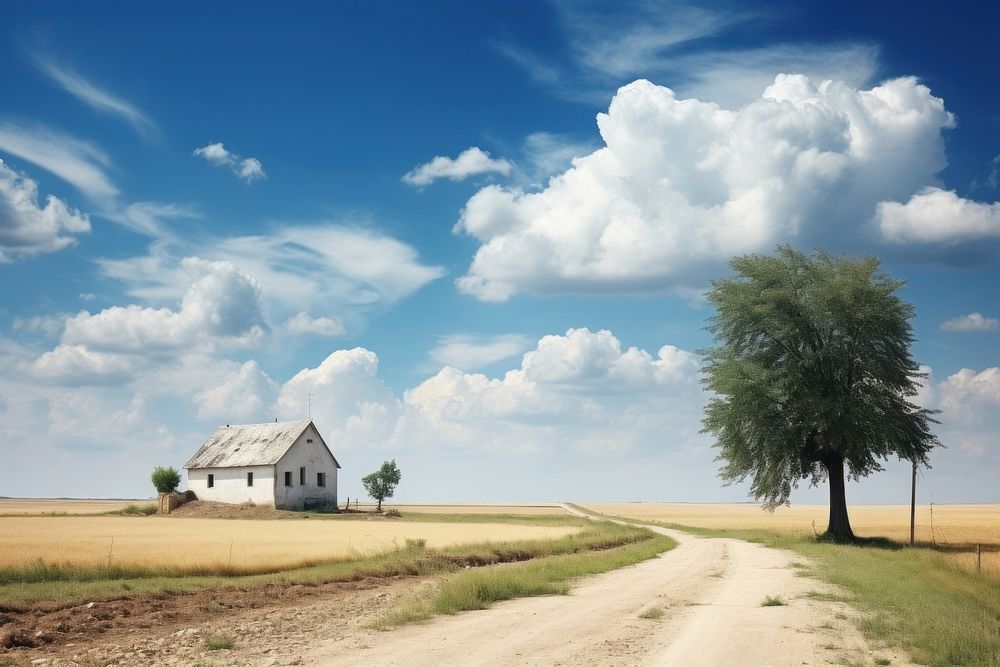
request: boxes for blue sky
[1,1,998,505]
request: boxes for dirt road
[304,512,908,666]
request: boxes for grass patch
[0,519,655,610]
[639,606,665,620]
[104,503,159,516]
[377,531,675,626]
[204,635,234,650]
[761,595,785,607]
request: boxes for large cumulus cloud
[455,75,955,301]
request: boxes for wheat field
[0,499,153,515]
[0,516,580,570]
[381,503,565,515]
[584,503,1000,575]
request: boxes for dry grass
[0,516,580,571]
[0,498,153,515]
[584,503,1000,576]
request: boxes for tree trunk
[377,498,382,512]
[824,452,855,542]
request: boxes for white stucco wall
[188,465,275,505]
[273,423,338,510]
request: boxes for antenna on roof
[308,393,314,420]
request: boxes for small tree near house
[151,466,181,494]
[361,459,401,512]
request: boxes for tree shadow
[815,533,999,555]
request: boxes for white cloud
[0,160,90,261]
[30,344,141,384]
[520,132,597,184]
[63,258,266,352]
[11,313,68,337]
[107,201,200,239]
[428,334,531,371]
[98,224,445,318]
[193,142,266,183]
[237,157,265,183]
[876,187,1000,243]
[455,75,955,301]
[403,147,513,187]
[79,292,96,301]
[196,360,278,421]
[940,313,999,332]
[278,328,703,459]
[284,312,346,337]
[29,258,267,384]
[940,368,1000,415]
[0,122,118,204]
[558,2,747,80]
[277,348,403,447]
[193,142,233,166]
[35,58,154,134]
[498,2,879,108]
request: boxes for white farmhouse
[184,420,340,510]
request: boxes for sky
[1,1,998,505]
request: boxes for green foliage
[760,595,785,606]
[702,246,939,537]
[361,459,402,510]
[107,503,158,516]
[150,466,181,494]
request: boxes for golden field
[381,503,564,515]
[584,503,1000,575]
[0,498,152,515]
[0,516,581,570]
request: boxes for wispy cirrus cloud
[0,121,118,204]
[496,1,879,107]
[427,333,531,371]
[34,57,155,135]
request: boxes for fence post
[976,544,982,575]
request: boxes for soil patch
[167,501,305,520]
[0,574,419,666]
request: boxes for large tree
[701,246,939,541]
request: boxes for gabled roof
[185,420,325,469]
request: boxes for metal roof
[184,420,315,469]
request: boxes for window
[207,473,214,488]
[284,471,292,487]
[306,438,313,444]
[317,472,326,487]
[247,471,254,487]
[300,466,306,485]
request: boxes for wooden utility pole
[909,460,917,546]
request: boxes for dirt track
[303,516,910,666]
[4,510,913,666]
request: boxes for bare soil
[166,501,307,520]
